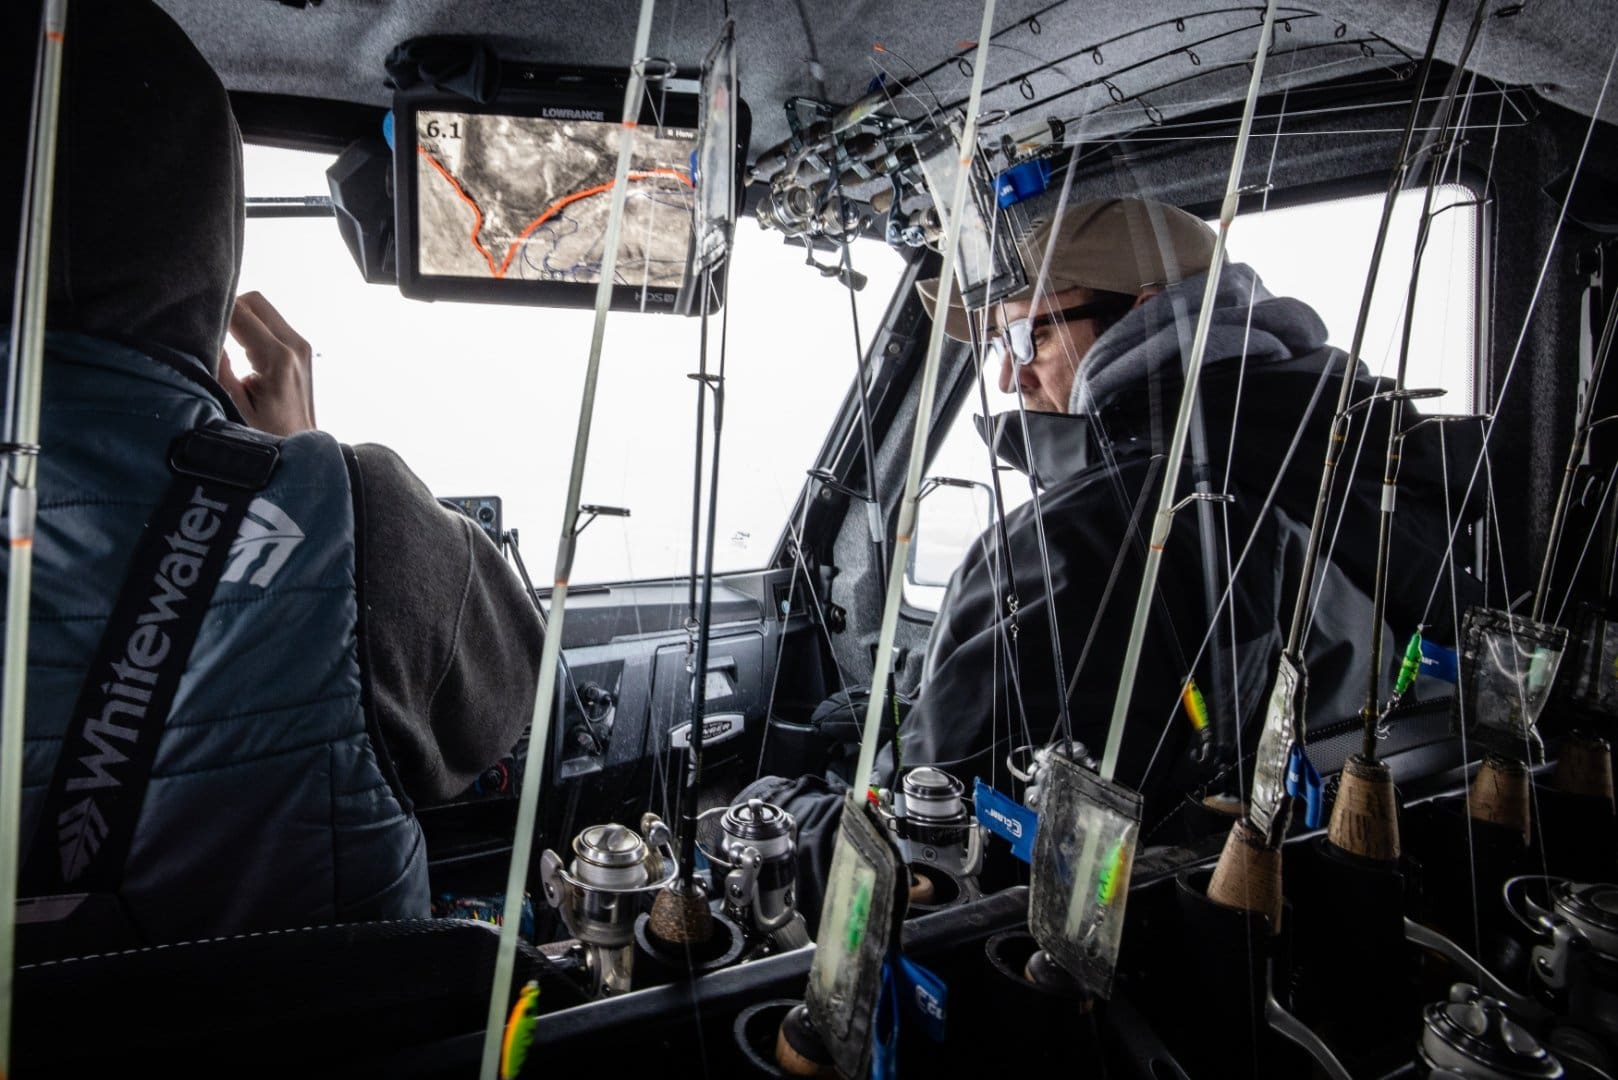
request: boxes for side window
[904,183,1483,613]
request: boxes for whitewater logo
[57,485,232,883]
[542,106,606,121]
[222,498,304,588]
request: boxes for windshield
[239,144,905,585]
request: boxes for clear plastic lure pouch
[807,791,907,1080]
[1453,606,1568,755]
[1028,751,1142,999]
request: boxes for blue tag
[994,157,1053,208]
[1285,745,1324,829]
[872,960,900,1080]
[1419,639,1460,684]
[974,778,1038,864]
[382,110,395,151]
[897,955,948,1043]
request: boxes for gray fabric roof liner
[152,1,1617,158]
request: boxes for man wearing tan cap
[738,196,1478,912]
[916,197,1219,415]
[898,194,1479,810]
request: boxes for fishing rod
[1100,0,1283,782]
[773,18,998,1076]
[1533,272,1618,623]
[1231,0,1456,863]
[1357,1,1492,771]
[1017,1,1287,999]
[659,269,728,944]
[657,19,743,952]
[478,1,660,1073]
[0,3,66,1074]
[940,7,1318,115]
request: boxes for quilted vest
[5,333,427,947]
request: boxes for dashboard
[416,564,817,889]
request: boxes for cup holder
[733,999,804,1078]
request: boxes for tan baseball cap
[915,197,1218,341]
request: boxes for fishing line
[864,44,947,115]
[849,0,998,800]
[1104,81,1526,137]
[1415,31,1618,631]
[866,53,949,131]
[1136,352,1336,789]
[1101,0,1285,779]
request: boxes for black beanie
[3,0,243,370]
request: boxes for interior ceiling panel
[156,0,1616,155]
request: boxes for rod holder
[1327,755,1402,862]
[1468,753,1531,845]
[1206,818,1284,932]
[1553,731,1614,811]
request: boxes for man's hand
[218,291,317,436]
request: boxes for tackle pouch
[1249,652,1307,845]
[1569,605,1618,717]
[806,791,906,1080]
[1453,606,1568,754]
[1028,751,1141,1000]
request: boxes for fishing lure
[1095,838,1127,907]
[1181,679,1212,761]
[1393,630,1424,698]
[499,981,541,1080]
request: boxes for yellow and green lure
[500,980,542,1080]
[1095,838,1128,907]
[1181,679,1212,761]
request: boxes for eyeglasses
[983,297,1133,368]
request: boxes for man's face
[991,285,1112,414]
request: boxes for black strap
[21,422,280,899]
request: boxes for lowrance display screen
[413,109,697,288]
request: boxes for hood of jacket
[3,0,243,370]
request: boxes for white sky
[239,145,905,586]
[240,147,1478,601]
